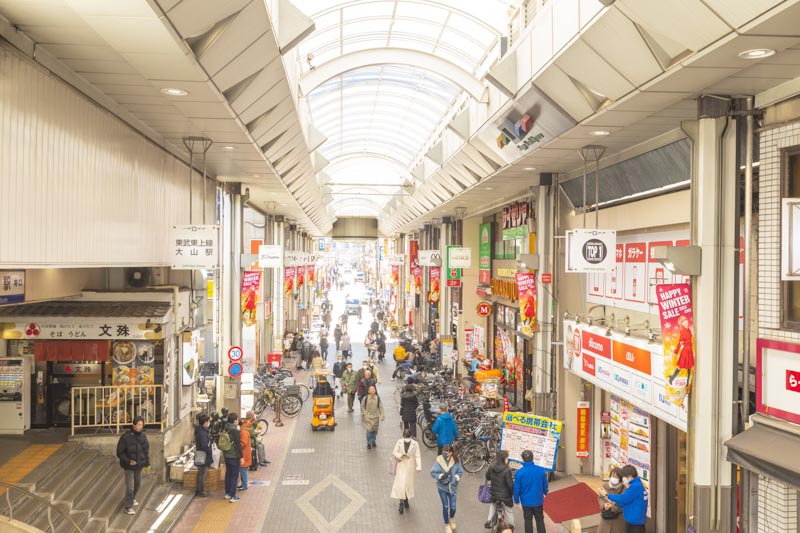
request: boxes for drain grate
[291,448,315,454]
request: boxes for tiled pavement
[175,322,570,533]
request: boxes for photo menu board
[500,411,562,471]
[606,394,652,516]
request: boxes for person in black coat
[484,450,515,528]
[399,385,419,438]
[194,414,213,497]
[116,416,150,515]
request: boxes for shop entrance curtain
[34,340,111,361]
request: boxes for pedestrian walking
[239,418,253,491]
[431,403,459,455]
[357,370,377,403]
[360,385,385,449]
[513,449,549,533]
[320,335,329,360]
[220,412,243,502]
[597,467,625,533]
[340,332,352,359]
[391,429,421,514]
[399,385,419,438]
[342,362,358,412]
[334,324,343,350]
[332,355,346,397]
[430,444,464,533]
[194,414,213,497]
[116,416,150,515]
[485,450,515,528]
[311,351,325,372]
[599,465,647,533]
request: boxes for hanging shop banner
[428,267,441,303]
[171,225,220,270]
[577,401,590,458]
[500,411,562,471]
[446,246,462,287]
[515,272,537,335]
[448,247,472,269]
[308,266,315,283]
[418,250,441,267]
[479,223,492,284]
[296,266,305,289]
[391,265,400,286]
[465,328,474,352]
[502,201,529,240]
[285,251,305,267]
[442,338,456,364]
[240,270,261,327]
[563,320,687,431]
[606,395,652,510]
[565,229,616,273]
[409,240,419,269]
[257,245,282,268]
[655,284,695,407]
[473,325,485,356]
[1,321,164,341]
[284,267,296,295]
[0,271,25,304]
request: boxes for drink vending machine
[0,358,31,434]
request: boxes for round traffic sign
[228,346,243,361]
[228,362,243,378]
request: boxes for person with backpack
[430,444,464,533]
[219,412,243,502]
[341,362,358,412]
[238,418,253,491]
[431,403,459,455]
[194,414,213,497]
[340,332,352,360]
[360,385,384,449]
[399,385,419,438]
[485,450,515,528]
[116,416,150,515]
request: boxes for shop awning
[34,341,111,362]
[725,423,800,489]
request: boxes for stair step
[106,475,157,532]
[123,484,194,533]
[0,444,82,515]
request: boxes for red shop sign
[476,302,492,317]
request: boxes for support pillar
[439,218,453,342]
[273,215,285,343]
[683,112,738,533]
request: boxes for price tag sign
[228,346,243,361]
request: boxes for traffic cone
[503,394,510,413]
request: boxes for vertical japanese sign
[576,401,590,458]
[0,271,25,304]
[240,271,261,327]
[515,272,537,335]
[410,240,422,294]
[479,223,492,285]
[428,267,441,303]
[171,225,219,269]
[284,267,296,295]
[446,245,462,287]
[465,328,474,352]
[655,284,694,407]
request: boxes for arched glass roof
[293,0,512,216]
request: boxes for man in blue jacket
[599,464,647,533]
[431,403,459,455]
[513,450,548,533]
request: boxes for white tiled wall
[757,475,799,533]
[756,122,800,532]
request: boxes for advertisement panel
[428,267,441,303]
[500,411,562,470]
[757,338,800,425]
[577,401,590,458]
[655,284,695,407]
[0,271,25,304]
[606,394,652,502]
[445,246,462,287]
[479,223,492,285]
[566,229,616,273]
[284,267,296,295]
[240,270,261,327]
[515,272,537,335]
[258,245,282,268]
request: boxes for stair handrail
[0,480,83,533]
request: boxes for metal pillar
[682,113,737,533]
[578,145,606,228]
[273,215,286,341]
[439,218,453,342]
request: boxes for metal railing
[0,480,83,533]
[70,385,163,435]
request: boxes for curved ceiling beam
[300,48,487,102]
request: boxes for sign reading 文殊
[566,229,616,273]
[0,271,25,305]
[500,411,562,471]
[656,284,694,407]
[515,272,537,335]
[171,225,219,269]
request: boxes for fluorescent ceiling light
[160,87,188,96]
[484,187,494,190]
[738,48,775,59]
[222,146,236,151]
[589,130,611,136]
[524,167,536,170]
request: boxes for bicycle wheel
[461,442,487,473]
[255,418,269,437]
[296,384,310,402]
[253,398,267,416]
[422,427,437,448]
[280,394,303,417]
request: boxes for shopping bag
[478,484,493,503]
[194,450,207,467]
[388,455,397,476]
[211,443,222,468]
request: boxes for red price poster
[624,243,646,303]
[577,401,590,458]
[647,241,672,305]
[605,244,624,300]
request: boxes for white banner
[258,245,283,268]
[566,229,616,273]
[448,247,472,268]
[387,254,404,265]
[171,225,219,269]
[418,250,442,267]
[285,251,305,266]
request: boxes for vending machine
[0,358,31,434]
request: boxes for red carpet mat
[543,482,600,523]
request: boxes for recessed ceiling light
[252,174,262,178]
[222,145,236,151]
[524,167,536,171]
[589,130,611,136]
[738,48,775,59]
[271,192,278,195]
[160,87,188,96]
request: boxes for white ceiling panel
[81,16,184,54]
[196,1,268,77]
[533,65,596,122]
[643,66,740,93]
[682,33,800,69]
[164,0,251,39]
[740,0,800,36]
[701,0,783,29]
[40,43,124,61]
[59,58,139,74]
[123,52,206,81]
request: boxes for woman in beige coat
[598,467,626,533]
[391,429,422,514]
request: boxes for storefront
[564,320,689,531]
